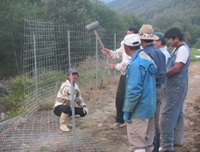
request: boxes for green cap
[154,32,164,39]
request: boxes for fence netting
[0,19,126,151]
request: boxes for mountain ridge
[107,0,200,23]
[106,0,200,46]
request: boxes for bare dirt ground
[1,61,199,152]
[77,61,200,152]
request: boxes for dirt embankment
[79,61,200,152]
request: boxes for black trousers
[115,75,126,123]
[54,105,86,117]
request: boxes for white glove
[83,106,88,114]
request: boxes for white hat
[123,34,141,46]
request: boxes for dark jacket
[143,43,166,85]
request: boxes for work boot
[109,122,126,129]
[60,113,70,132]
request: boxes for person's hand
[123,112,132,124]
[83,106,88,114]
[109,63,116,70]
[101,48,110,55]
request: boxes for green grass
[191,48,200,55]
[191,48,200,61]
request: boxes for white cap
[123,34,141,46]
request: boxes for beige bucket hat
[139,24,159,40]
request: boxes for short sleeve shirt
[175,46,189,64]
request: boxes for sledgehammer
[85,21,105,49]
[85,21,112,63]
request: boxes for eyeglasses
[139,33,154,37]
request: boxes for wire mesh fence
[0,19,126,151]
[0,111,104,152]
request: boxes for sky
[99,0,114,4]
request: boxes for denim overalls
[160,42,190,151]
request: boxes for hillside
[108,0,200,21]
[107,0,200,45]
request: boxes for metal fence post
[95,36,98,89]
[33,33,39,110]
[67,30,77,152]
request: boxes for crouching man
[53,68,88,132]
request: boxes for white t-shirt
[175,46,189,63]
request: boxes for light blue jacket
[123,49,157,119]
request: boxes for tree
[0,1,46,76]
[0,0,142,76]
[193,39,200,49]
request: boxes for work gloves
[123,112,132,124]
[83,106,88,114]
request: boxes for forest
[0,0,200,77]
[0,0,142,77]
[0,1,200,151]
[108,0,200,46]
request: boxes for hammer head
[85,21,100,32]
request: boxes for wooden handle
[93,30,112,63]
[93,30,105,49]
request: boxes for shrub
[0,76,34,118]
